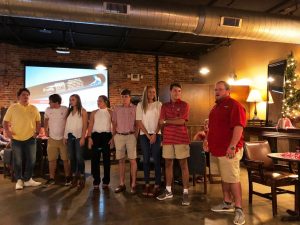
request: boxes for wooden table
[268,152,300,221]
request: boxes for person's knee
[130,159,137,165]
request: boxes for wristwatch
[230,146,236,151]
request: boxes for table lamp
[247,89,263,120]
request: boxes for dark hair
[49,94,62,104]
[67,94,83,117]
[17,88,30,97]
[216,81,230,90]
[99,95,110,108]
[170,82,182,90]
[121,89,131,96]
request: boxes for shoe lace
[234,209,244,223]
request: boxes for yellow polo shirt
[3,103,41,141]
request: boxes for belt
[117,132,135,135]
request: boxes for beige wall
[199,39,300,120]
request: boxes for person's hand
[33,132,38,139]
[226,146,236,159]
[4,130,13,139]
[149,134,157,144]
[79,137,85,147]
[88,137,93,149]
[159,120,166,126]
[108,138,113,145]
[63,138,67,145]
[203,140,209,152]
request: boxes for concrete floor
[0,162,298,225]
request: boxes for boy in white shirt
[44,94,71,186]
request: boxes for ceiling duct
[1,0,300,44]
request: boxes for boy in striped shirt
[157,83,190,206]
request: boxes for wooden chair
[188,141,207,194]
[244,141,297,216]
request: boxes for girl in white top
[87,95,113,190]
[64,94,88,190]
[136,85,162,197]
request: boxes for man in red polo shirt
[157,83,191,206]
[207,81,246,225]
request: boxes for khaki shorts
[114,134,137,160]
[162,144,190,159]
[217,148,243,183]
[47,138,69,161]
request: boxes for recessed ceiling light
[55,47,70,54]
[199,67,210,75]
[95,64,107,70]
[39,28,52,34]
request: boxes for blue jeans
[67,134,85,175]
[139,134,162,185]
[12,137,36,181]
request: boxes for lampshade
[268,91,274,104]
[246,90,263,103]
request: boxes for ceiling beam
[265,0,294,13]
[0,38,200,59]
[207,0,219,6]
[0,17,23,44]
[118,29,131,49]
[0,22,217,46]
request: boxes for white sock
[183,189,188,194]
[166,186,172,193]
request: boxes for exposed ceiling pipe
[1,0,300,44]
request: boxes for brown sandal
[142,185,150,196]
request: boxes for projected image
[25,66,108,111]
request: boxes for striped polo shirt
[160,99,190,144]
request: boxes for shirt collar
[170,99,181,104]
[215,96,230,104]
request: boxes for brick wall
[0,43,202,109]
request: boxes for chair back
[188,141,206,174]
[244,141,273,169]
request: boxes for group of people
[2,80,246,225]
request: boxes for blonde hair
[141,85,157,113]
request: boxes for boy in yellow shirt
[3,88,42,190]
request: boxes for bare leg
[230,182,242,208]
[222,181,233,203]
[119,158,125,185]
[178,158,189,189]
[165,159,173,187]
[130,159,137,187]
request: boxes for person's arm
[80,109,88,147]
[134,120,139,138]
[163,118,186,125]
[111,108,117,137]
[34,121,41,138]
[226,126,243,158]
[44,118,49,137]
[87,111,95,149]
[3,121,12,139]
[136,120,150,139]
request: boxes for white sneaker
[15,179,24,190]
[24,178,42,187]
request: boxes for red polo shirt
[160,99,190,144]
[207,96,246,157]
